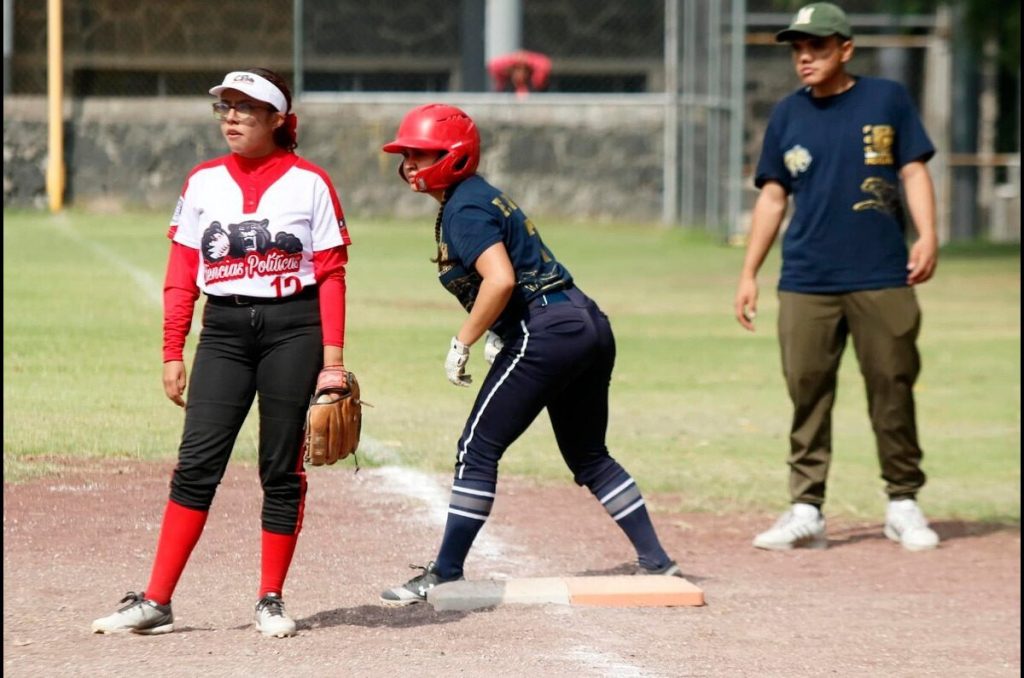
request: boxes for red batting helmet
[382,104,480,192]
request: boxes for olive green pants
[777,288,926,507]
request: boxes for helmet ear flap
[382,104,480,192]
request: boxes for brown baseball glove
[304,366,363,466]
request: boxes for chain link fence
[5,0,1020,240]
[9,1,692,96]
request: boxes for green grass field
[4,209,1020,523]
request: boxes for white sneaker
[884,499,940,551]
[753,503,827,550]
[92,592,174,635]
[255,593,297,638]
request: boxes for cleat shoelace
[406,563,431,581]
[116,592,145,611]
[257,597,285,618]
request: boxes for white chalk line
[45,212,163,306]
[355,460,531,572]
[567,646,662,678]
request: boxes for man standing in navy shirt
[734,2,941,551]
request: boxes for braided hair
[430,188,457,270]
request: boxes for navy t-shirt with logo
[755,76,935,293]
[437,174,573,338]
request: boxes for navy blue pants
[456,287,620,487]
[169,291,321,534]
[435,286,670,576]
[434,286,667,577]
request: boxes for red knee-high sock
[144,500,209,605]
[260,530,299,598]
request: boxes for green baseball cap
[776,2,852,42]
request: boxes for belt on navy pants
[205,286,317,307]
[529,290,571,308]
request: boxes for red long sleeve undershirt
[162,242,200,363]
[161,242,348,363]
[313,245,348,348]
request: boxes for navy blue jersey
[755,76,935,293]
[437,174,573,337]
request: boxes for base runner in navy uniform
[92,68,352,636]
[378,104,681,605]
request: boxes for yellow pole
[46,0,64,213]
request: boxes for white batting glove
[445,337,472,387]
[483,331,504,365]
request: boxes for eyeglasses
[211,100,276,120]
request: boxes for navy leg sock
[590,467,671,570]
[434,478,496,579]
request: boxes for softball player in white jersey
[93,68,351,638]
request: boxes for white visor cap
[209,71,288,113]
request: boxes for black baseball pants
[169,292,322,534]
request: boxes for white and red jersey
[168,149,350,298]
[162,150,350,362]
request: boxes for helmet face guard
[382,104,480,192]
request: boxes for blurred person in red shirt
[487,50,551,98]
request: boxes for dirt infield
[3,459,1020,678]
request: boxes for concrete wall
[3,96,665,222]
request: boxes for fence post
[727,0,746,242]
[663,0,680,225]
[977,37,999,235]
[293,0,303,99]
[3,0,12,96]
[922,5,951,243]
[46,0,64,213]
[485,0,521,63]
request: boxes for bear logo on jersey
[784,145,813,177]
[229,219,273,257]
[201,219,304,285]
[201,220,304,263]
